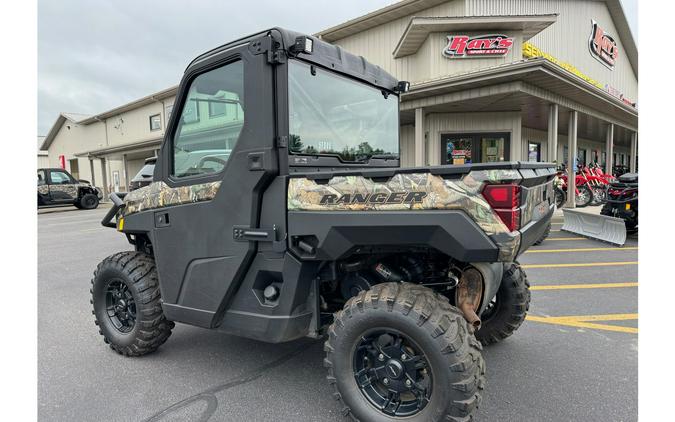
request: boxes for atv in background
[91,28,555,422]
[38,168,102,209]
[601,173,638,232]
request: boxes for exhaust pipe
[456,267,484,331]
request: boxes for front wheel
[325,282,485,422]
[91,251,174,356]
[79,193,99,209]
[575,184,593,208]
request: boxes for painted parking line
[526,313,638,334]
[525,247,638,254]
[530,282,638,290]
[522,261,638,269]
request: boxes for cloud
[37,0,398,135]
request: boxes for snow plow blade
[561,209,627,246]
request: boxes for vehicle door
[37,170,50,204]
[150,40,277,327]
[47,169,78,202]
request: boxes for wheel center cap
[117,299,126,308]
[385,359,404,379]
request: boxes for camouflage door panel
[37,185,49,195]
[122,181,222,216]
[49,184,78,198]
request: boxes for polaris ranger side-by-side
[93,28,555,421]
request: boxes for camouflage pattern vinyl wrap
[121,181,222,216]
[49,184,79,198]
[288,170,524,261]
[37,185,49,195]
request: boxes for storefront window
[440,133,509,165]
[528,142,541,162]
[480,136,506,162]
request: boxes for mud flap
[562,209,627,246]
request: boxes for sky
[37,0,638,137]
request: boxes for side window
[172,60,245,178]
[49,170,72,185]
[37,170,46,185]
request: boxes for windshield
[288,60,399,163]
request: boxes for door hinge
[276,135,288,148]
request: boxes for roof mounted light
[290,36,313,55]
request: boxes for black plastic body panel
[287,210,500,262]
[518,203,555,254]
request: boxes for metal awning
[75,137,163,158]
[393,15,558,58]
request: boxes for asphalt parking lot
[38,206,637,422]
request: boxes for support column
[414,108,425,167]
[547,104,559,162]
[605,123,614,175]
[122,154,129,192]
[100,158,109,199]
[89,159,96,186]
[565,111,578,208]
[629,132,637,173]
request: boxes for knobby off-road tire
[324,282,485,422]
[475,263,530,346]
[79,193,99,209]
[91,251,174,356]
[533,222,551,246]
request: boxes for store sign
[443,34,513,58]
[589,20,618,69]
[522,42,636,108]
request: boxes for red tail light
[482,184,521,231]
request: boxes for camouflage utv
[93,28,555,422]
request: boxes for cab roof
[186,27,400,93]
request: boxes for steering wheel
[197,156,227,170]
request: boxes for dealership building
[41,0,637,201]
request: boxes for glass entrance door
[441,132,510,165]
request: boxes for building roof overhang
[393,14,558,58]
[75,137,163,158]
[401,58,637,129]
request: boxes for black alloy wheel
[105,279,137,333]
[353,329,433,417]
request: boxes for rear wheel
[325,282,485,422]
[79,193,99,209]
[91,251,174,356]
[475,263,530,346]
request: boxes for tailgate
[518,166,556,228]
